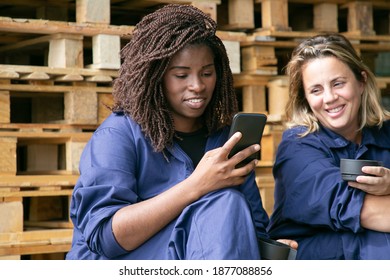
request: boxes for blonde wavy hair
[285,33,390,136]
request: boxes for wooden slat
[0,229,72,256]
[24,221,73,229]
[0,175,77,199]
[0,16,134,37]
[0,123,97,132]
[0,64,118,80]
[0,130,92,142]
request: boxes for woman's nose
[323,88,338,103]
[188,76,205,92]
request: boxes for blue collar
[317,120,390,149]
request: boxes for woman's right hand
[188,132,260,196]
[348,166,390,195]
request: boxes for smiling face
[162,44,216,133]
[302,56,365,142]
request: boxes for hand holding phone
[228,113,267,168]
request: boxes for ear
[360,71,367,95]
[360,71,367,83]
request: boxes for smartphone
[228,112,267,168]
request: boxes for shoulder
[278,126,335,157]
[382,119,390,130]
[98,112,137,130]
[366,120,390,147]
[91,112,145,144]
[97,112,142,134]
[281,126,307,139]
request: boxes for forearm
[360,194,390,232]
[112,176,202,251]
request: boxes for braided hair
[112,4,237,152]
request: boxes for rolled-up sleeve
[70,126,138,258]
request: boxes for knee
[200,188,250,213]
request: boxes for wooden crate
[0,124,92,175]
[0,65,115,125]
[0,175,77,259]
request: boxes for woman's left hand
[348,166,390,195]
[276,239,298,250]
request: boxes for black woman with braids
[66,4,297,260]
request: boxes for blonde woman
[268,33,390,259]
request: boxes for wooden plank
[223,40,241,74]
[242,85,267,113]
[342,1,375,36]
[98,93,114,124]
[0,229,72,256]
[0,243,71,256]
[0,83,112,94]
[64,89,98,124]
[0,175,79,187]
[0,17,135,37]
[20,71,50,80]
[24,220,73,229]
[89,34,120,70]
[242,66,278,75]
[0,131,92,141]
[0,137,17,175]
[249,29,390,42]
[49,34,84,68]
[0,70,19,79]
[0,17,246,42]
[0,123,97,132]
[0,189,73,198]
[0,201,23,233]
[0,175,77,197]
[0,64,118,79]
[224,0,254,30]
[55,73,84,81]
[233,73,276,87]
[256,0,291,32]
[191,1,218,21]
[85,75,113,82]
[313,3,339,32]
[242,45,277,72]
[261,128,283,162]
[267,78,289,116]
[76,0,110,24]
[0,228,72,243]
[0,91,10,123]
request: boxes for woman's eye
[311,88,320,95]
[175,74,187,79]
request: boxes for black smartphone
[228,112,267,168]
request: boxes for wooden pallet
[0,128,92,175]
[0,175,77,259]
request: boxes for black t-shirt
[175,126,208,168]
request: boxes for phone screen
[228,113,267,168]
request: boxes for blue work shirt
[268,121,390,259]
[66,112,269,259]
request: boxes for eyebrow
[168,63,214,70]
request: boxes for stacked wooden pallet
[1,0,390,259]
[0,0,118,259]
